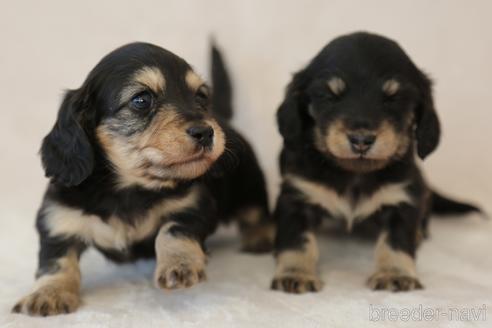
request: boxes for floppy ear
[276,72,308,150]
[415,73,440,159]
[40,89,94,186]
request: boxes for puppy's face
[307,75,416,172]
[41,43,225,189]
[278,32,440,173]
[95,64,225,189]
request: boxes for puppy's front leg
[271,192,323,293]
[154,213,212,290]
[13,235,85,316]
[367,205,423,292]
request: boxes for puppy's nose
[348,133,376,154]
[186,125,214,148]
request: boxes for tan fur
[185,70,204,90]
[97,66,225,189]
[97,109,225,189]
[327,77,346,96]
[240,223,275,252]
[97,123,174,189]
[394,113,414,158]
[118,67,166,104]
[232,207,274,252]
[320,119,412,172]
[275,232,319,275]
[367,231,422,291]
[325,120,402,160]
[373,231,417,277]
[236,207,263,225]
[134,66,166,93]
[272,232,322,293]
[154,223,206,290]
[13,250,81,316]
[370,121,400,158]
[382,79,400,96]
[44,187,199,250]
[138,110,197,164]
[323,120,350,157]
[286,174,412,230]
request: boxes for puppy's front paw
[271,271,323,294]
[12,287,80,316]
[367,270,423,292]
[154,261,206,290]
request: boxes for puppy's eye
[130,91,153,110]
[195,85,209,108]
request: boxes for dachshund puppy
[271,32,480,294]
[13,42,273,316]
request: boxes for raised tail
[431,191,482,216]
[210,40,233,121]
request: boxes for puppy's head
[41,43,225,189]
[277,32,440,173]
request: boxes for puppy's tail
[431,191,484,217]
[210,39,233,121]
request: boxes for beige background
[1,1,491,327]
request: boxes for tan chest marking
[286,175,412,230]
[44,188,198,250]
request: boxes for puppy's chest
[286,175,412,230]
[44,189,198,250]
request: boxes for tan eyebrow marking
[185,70,204,90]
[119,67,166,103]
[382,79,400,96]
[327,77,346,96]
[133,66,166,92]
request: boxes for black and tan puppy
[271,32,481,293]
[13,43,273,316]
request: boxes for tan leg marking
[12,250,81,316]
[271,232,323,293]
[154,223,207,290]
[237,207,274,253]
[367,231,423,292]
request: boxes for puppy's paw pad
[155,263,206,290]
[12,288,79,316]
[271,273,323,294]
[367,271,423,292]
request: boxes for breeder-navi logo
[369,304,487,322]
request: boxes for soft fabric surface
[1,215,491,327]
[1,1,491,327]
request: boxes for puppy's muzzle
[347,132,376,155]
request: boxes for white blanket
[1,211,490,327]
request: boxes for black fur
[431,191,482,216]
[211,41,233,120]
[27,42,271,301]
[414,72,440,159]
[272,32,481,293]
[41,89,94,186]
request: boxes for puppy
[271,32,481,293]
[13,42,274,316]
